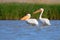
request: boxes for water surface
[0,20,60,40]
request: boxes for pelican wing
[40,18,51,25]
[26,19,38,25]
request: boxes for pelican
[33,8,51,26]
[20,14,38,26]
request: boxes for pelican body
[20,14,38,26]
[33,8,51,25]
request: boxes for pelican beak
[33,9,42,14]
[20,15,30,20]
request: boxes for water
[0,20,60,40]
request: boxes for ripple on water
[0,20,60,40]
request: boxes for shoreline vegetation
[0,3,60,20]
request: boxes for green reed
[0,3,60,20]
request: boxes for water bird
[20,14,38,26]
[33,8,51,26]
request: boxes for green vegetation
[0,3,60,20]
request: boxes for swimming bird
[33,8,51,26]
[20,14,38,26]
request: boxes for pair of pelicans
[21,8,51,26]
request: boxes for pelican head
[33,8,44,14]
[40,8,44,12]
[27,14,31,18]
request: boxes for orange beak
[20,15,30,20]
[33,9,42,14]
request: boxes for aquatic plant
[0,3,60,20]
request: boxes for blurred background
[0,0,60,4]
[0,0,60,20]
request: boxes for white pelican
[20,14,38,26]
[33,8,51,26]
